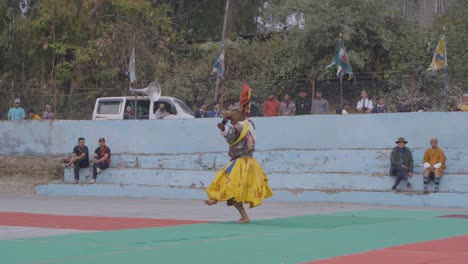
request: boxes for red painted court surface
[305,235,468,264]
[0,212,206,231]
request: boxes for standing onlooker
[68,137,89,184]
[371,97,389,113]
[455,94,468,112]
[295,90,312,115]
[155,103,170,119]
[208,102,222,118]
[89,137,111,184]
[263,94,281,117]
[7,98,26,121]
[28,109,41,120]
[195,103,208,118]
[356,90,373,114]
[41,104,55,120]
[279,94,296,116]
[423,137,446,193]
[249,99,261,117]
[389,137,414,192]
[313,91,329,115]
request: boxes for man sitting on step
[423,137,446,193]
[89,137,111,184]
[69,137,89,184]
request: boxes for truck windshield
[174,99,194,115]
[97,100,122,114]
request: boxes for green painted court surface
[2,209,468,264]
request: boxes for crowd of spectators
[195,90,467,119]
[1,98,55,121]
[1,92,467,121]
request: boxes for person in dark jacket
[390,137,414,192]
[371,97,389,113]
[295,90,312,115]
[194,103,208,118]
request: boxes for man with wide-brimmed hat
[390,137,414,192]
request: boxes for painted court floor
[0,195,467,264]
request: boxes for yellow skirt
[206,157,273,208]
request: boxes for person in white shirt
[356,90,373,113]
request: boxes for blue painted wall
[7,112,464,206]
[1,112,467,155]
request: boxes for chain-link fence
[0,72,466,120]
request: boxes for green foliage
[0,0,467,117]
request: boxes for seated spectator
[155,103,170,119]
[455,94,468,112]
[124,105,135,120]
[313,91,329,115]
[8,98,26,121]
[296,90,311,115]
[423,137,446,193]
[279,93,296,116]
[371,97,389,113]
[263,94,281,117]
[28,109,41,120]
[356,90,373,113]
[336,103,350,115]
[68,137,89,184]
[89,137,111,184]
[41,104,55,120]
[390,137,414,192]
[208,102,222,118]
[195,103,208,118]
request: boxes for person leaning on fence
[390,137,414,192]
[423,137,446,193]
[89,137,111,184]
[279,93,296,116]
[28,109,41,120]
[371,97,388,113]
[208,102,222,118]
[263,94,281,117]
[313,91,329,114]
[455,94,468,112]
[295,90,311,115]
[195,103,208,118]
[8,98,26,121]
[68,137,89,184]
[356,90,373,114]
[41,104,55,120]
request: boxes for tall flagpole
[340,71,344,113]
[443,27,448,111]
[339,33,344,113]
[214,0,230,103]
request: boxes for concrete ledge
[98,150,468,174]
[35,184,468,208]
[64,168,468,193]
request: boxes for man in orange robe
[423,137,446,193]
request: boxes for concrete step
[64,168,468,193]
[108,150,468,175]
[35,183,468,208]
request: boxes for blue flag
[212,47,225,78]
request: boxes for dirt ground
[0,156,65,194]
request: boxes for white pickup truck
[92,96,195,120]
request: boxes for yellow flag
[429,35,447,71]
